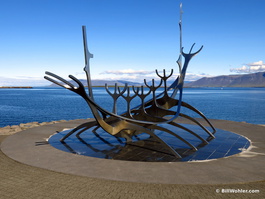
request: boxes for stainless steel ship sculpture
[45,4,216,158]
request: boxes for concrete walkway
[0,119,265,198]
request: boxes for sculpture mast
[177,3,183,71]
[82,26,94,100]
[169,3,183,97]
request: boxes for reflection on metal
[44,4,216,158]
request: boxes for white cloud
[95,73,156,83]
[95,69,210,83]
[230,61,265,73]
[0,69,212,86]
[185,73,213,81]
[98,69,163,82]
[100,69,155,75]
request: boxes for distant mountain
[185,72,265,87]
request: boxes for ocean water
[0,87,265,127]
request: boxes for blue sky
[0,0,264,86]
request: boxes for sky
[0,0,265,86]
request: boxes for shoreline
[1,120,265,136]
[0,120,67,135]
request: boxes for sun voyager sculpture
[45,4,216,159]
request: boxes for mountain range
[185,72,265,87]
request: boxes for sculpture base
[2,119,265,184]
[49,123,250,162]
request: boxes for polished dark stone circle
[49,124,250,162]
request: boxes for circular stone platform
[1,118,265,184]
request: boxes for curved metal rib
[180,101,216,134]
[147,124,197,151]
[179,113,215,138]
[61,120,98,142]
